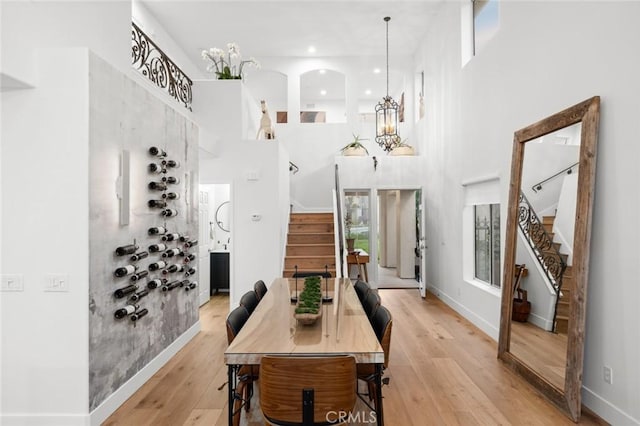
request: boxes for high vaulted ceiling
[140,1,444,69]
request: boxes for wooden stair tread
[542,215,556,224]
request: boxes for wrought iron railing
[131,22,193,111]
[518,191,566,292]
[531,162,579,193]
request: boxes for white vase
[390,146,415,156]
[342,147,367,156]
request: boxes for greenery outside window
[474,203,501,287]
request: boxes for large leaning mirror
[498,96,600,421]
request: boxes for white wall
[1,1,131,88]
[1,49,90,423]
[554,172,578,264]
[416,2,640,423]
[200,141,289,306]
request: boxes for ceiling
[140,0,444,109]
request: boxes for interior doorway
[376,189,423,290]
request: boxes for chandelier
[375,16,400,152]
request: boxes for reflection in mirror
[215,201,230,232]
[509,122,581,391]
[244,69,288,123]
[300,69,346,123]
[498,97,600,422]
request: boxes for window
[474,203,501,287]
[473,0,500,56]
[344,191,370,253]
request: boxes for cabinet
[210,252,230,295]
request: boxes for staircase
[283,213,336,278]
[540,215,571,334]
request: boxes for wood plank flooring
[103,289,606,426]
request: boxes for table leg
[227,364,236,426]
[375,363,384,425]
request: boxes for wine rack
[112,146,196,326]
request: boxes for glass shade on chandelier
[375,96,400,152]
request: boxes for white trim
[526,311,554,331]
[89,321,201,425]
[290,199,332,213]
[427,284,499,341]
[582,385,640,426]
[465,278,502,298]
[461,173,500,187]
[0,414,89,426]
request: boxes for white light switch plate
[45,274,69,292]
[1,274,24,292]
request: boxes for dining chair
[357,305,393,413]
[260,355,357,426]
[239,290,259,315]
[225,306,258,426]
[254,279,268,301]
[354,279,371,304]
[362,290,381,320]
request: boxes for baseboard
[0,414,89,426]
[427,284,499,341]
[527,312,553,331]
[89,321,201,425]
[582,385,640,425]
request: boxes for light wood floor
[103,289,606,426]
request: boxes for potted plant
[340,134,369,156]
[390,138,415,156]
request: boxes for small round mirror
[215,201,230,232]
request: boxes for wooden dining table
[225,277,385,425]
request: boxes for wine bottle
[130,289,149,302]
[114,304,139,319]
[147,278,166,290]
[130,308,149,322]
[149,243,168,253]
[161,208,178,217]
[161,264,184,274]
[184,281,198,292]
[148,226,167,235]
[161,233,180,242]
[148,163,166,174]
[183,239,198,248]
[161,176,180,184]
[162,248,182,258]
[183,253,196,263]
[148,260,167,271]
[114,284,138,299]
[185,267,197,276]
[179,235,190,242]
[179,279,190,287]
[130,270,149,282]
[130,251,149,262]
[114,265,137,278]
[148,200,167,208]
[162,280,181,291]
[162,192,180,200]
[162,159,180,168]
[115,244,138,256]
[149,146,166,157]
[148,181,168,191]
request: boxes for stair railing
[334,164,345,278]
[518,191,566,332]
[531,162,579,193]
[518,191,566,292]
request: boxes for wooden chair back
[260,355,357,425]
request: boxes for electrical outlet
[1,274,24,292]
[603,366,613,384]
[45,274,69,292]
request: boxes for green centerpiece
[294,276,323,325]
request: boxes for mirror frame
[215,201,230,232]
[498,96,600,421]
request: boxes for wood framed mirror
[498,96,600,421]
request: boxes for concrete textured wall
[87,53,199,410]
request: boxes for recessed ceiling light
[365,89,372,95]
[308,46,316,54]
[320,90,327,96]
[319,69,326,74]
[373,68,381,74]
